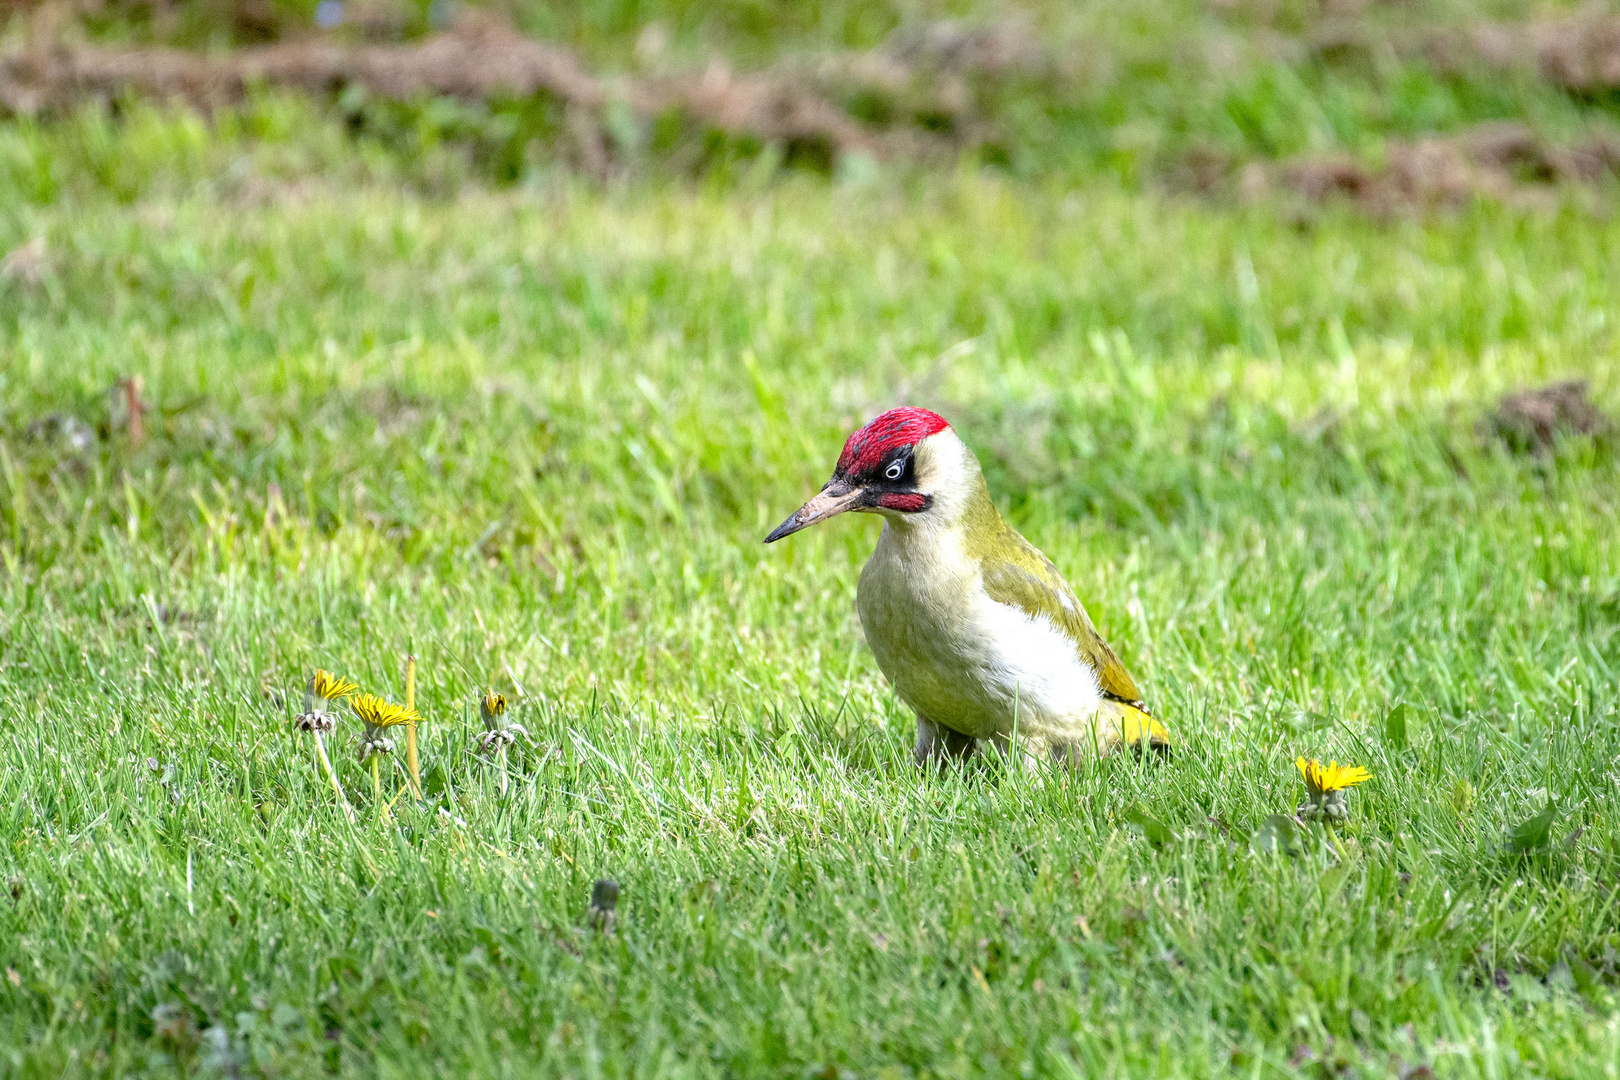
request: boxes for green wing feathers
[978,525,1168,748]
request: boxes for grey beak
[764,479,865,543]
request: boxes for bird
[765,407,1168,766]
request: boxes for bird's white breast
[856,519,1102,743]
[968,593,1103,738]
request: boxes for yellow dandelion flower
[480,691,507,721]
[349,692,421,813]
[1296,758,1373,797]
[352,693,421,766]
[303,669,358,718]
[351,693,421,730]
[1296,757,1372,824]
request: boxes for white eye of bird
[885,460,905,480]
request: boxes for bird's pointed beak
[764,478,865,543]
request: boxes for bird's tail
[1096,698,1171,758]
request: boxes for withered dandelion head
[1296,757,1372,823]
[480,691,507,723]
[352,693,421,761]
[295,710,336,733]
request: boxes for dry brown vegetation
[0,13,1043,164]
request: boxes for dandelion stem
[312,731,354,823]
[370,755,390,821]
[403,653,422,799]
[497,743,509,798]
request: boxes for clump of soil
[1253,122,1620,211]
[880,19,1044,78]
[0,16,1045,167]
[1460,17,1620,92]
[1487,380,1611,455]
[0,22,602,115]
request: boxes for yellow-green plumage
[767,411,1166,765]
[855,428,1167,762]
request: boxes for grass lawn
[3,101,1620,1076]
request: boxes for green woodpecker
[766,407,1168,765]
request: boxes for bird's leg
[914,717,977,767]
[987,730,1052,772]
[1046,740,1090,771]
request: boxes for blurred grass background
[3,2,1620,1077]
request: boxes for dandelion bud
[474,689,530,756]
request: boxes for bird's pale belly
[856,529,1102,743]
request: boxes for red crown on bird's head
[836,407,950,478]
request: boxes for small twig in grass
[112,375,148,446]
[403,653,422,799]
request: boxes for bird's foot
[914,717,977,768]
